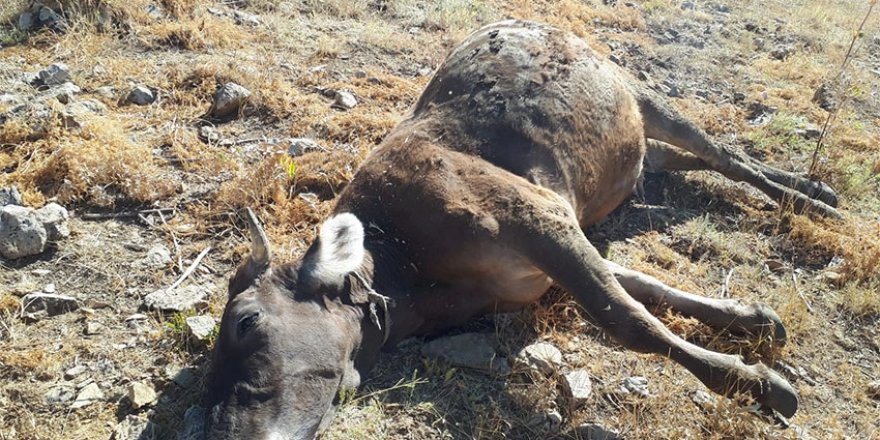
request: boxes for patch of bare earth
[1,0,878,439]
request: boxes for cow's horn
[245,207,270,265]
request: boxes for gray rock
[287,138,324,156]
[186,315,216,341]
[421,332,509,374]
[754,37,765,50]
[38,6,60,24]
[64,364,87,379]
[691,389,716,408]
[112,415,161,440]
[62,99,107,129]
[0,93,25,107]
[36,63,71,86]
[169,366,198,388]
[198,125,220,143]
[1,205,48,259]
[795,125,822,139]
[126,85,155,105]
[770,45,793,60]
[514,342,562,375]
[18,12,35,31]
[715,3,730,13]
[138,244,172,268]
[0,187,22,207]
[178,405,207,440]
[128,382,157,409]
[144,284,212,312]
[96,86,116,98]
[681,1,696,10]
[71,382,103,409]
[813,84,836,111]
[331,90,357,110]
[210,82,251,119]
[145,4,164,21]
[21,292,78,317]
[47,81,81,104]
[67,99,106,114]
[35,202,70,241]
[562,369,592,403]
[85,321,105,335]
[45,386,76,404]
[662,80,681,98]
[620,376,650,397]
[576,423,621,440]
[232,10,260,26]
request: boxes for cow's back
[410,20,646,225]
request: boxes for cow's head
[206,209,368,440]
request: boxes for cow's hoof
[738,303,787,345]
[751,363,799,418]
[810,180,838,208]
[752,303,787,345]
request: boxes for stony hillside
[0,0,878,439]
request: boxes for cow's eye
[237,312,261,337]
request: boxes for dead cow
[206,20,839,440]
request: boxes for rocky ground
[1,0,879,439]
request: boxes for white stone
[514,342,563,375]
[232,10,260,26]
[620,376,650,397]
[21,292,78,317]
[126,85,155,105]
[332,90,357,110]
[138,244,172,268]
[113,415,161,440]
[0,205,48,259]
[45,386,75,404]
[562,369,593,403]
[71,383,103,409]
[64,365,87,379]
[186,315,216,341]
[128,382,157,409]
[85,321,104,335]
[210,82,251,119]
[421,332,509,374]
[0,187,22,207]
[287,138,324,156]
[144,284,212,312]
[35,202,70,241]
[576,423,621,440]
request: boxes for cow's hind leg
[633,87,841,218]
[490,186,798,417]
[604,259,787,344]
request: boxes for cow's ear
[299,213,365,294]
[228,208,271,298]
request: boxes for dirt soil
[1,0,879,439]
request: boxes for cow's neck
[345,237,421,374]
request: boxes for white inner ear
[311,213,365,285]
